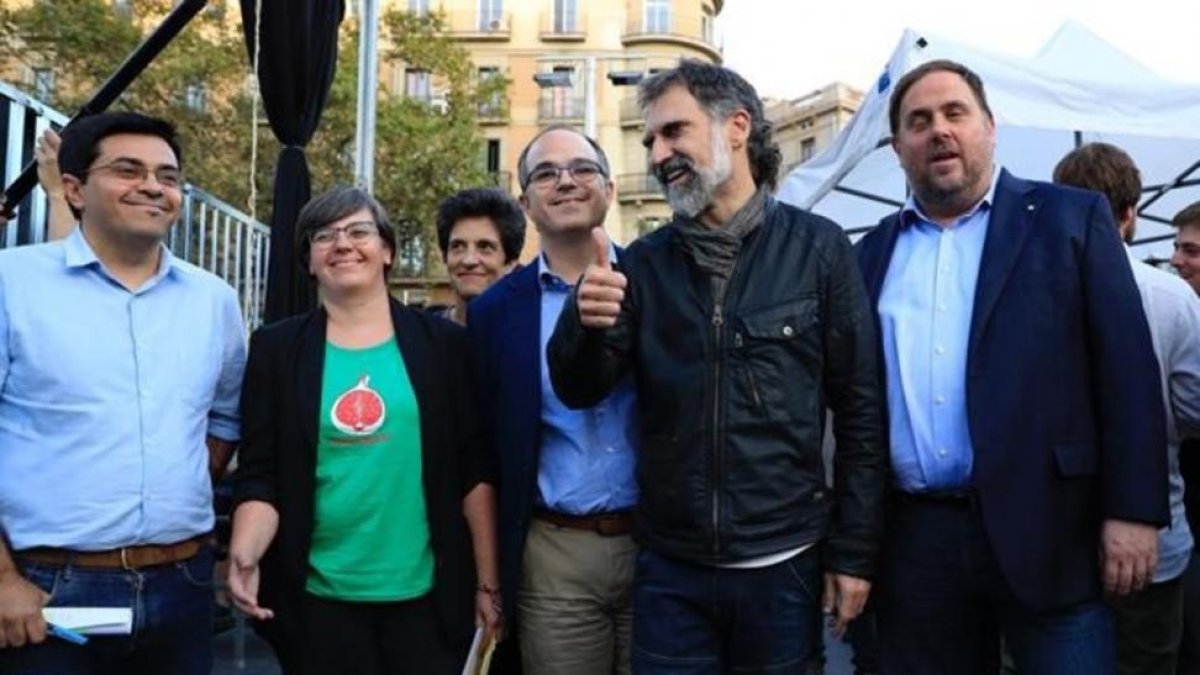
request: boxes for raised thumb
[592,226,612,268]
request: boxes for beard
[654,126,733,218]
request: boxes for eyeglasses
[309,221,379,248]
[85,160,183,189]
[525,159,606,190]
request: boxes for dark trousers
[632,546,822,674]
[1181,551,1200,675]
[298,592,460,675]
[876,494,1115,675]
[1112,574,1185,675]
[0,547,215,675]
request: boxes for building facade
[377,0,724,256]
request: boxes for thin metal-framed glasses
[84,160,183,189]
[525,158,606,190]
[309,221,380,248]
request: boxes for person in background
[434,187,525,325]
[1054,142,1200,675]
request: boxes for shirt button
[934,395,945,405]
[938,304,948,312]
[939,448,948,457]
[935,345,946,355]
[782,325,794,337]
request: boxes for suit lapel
[506,265,542,456]
[864,212,904,309]
[295,308,326,454]
[969,170,1038,350]
[388,299,443,483]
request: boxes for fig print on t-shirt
[331,375,386,435]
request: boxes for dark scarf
[672,187,769,303]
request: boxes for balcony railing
[540,9,586,41]
[538,95,585,122]
[0,80,270,329]
[617,173,664,201]
[620,96,643,126]
[445,10,512,40]
[622,9,721,59]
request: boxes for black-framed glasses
[525,159,606,190]
[85,160,183,189]
[309,221,379,248]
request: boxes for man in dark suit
[855,59,1169,674]
[467,125,637,675]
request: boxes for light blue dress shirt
[0,228,246,550]
[537,252,638,515]
[878,173,998,492]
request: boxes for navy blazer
[467,262,546,626]
[856,170,1168,611]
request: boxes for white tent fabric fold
[776,23,1200,259]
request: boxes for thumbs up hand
[577,227,627,329]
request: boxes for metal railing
[617,173,663,198]
[0,80,270,329]
[538,95,585,122]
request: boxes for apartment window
[644,0,670,34]
[553,0,577,33]
[184,82,207,114]
[33,67,54,101]
[701,13,714,43]
[800,138,816,162]
[478,67,504,116]
[405,69,431,102]
[407,0,429,14]
[478,0,503,31]
[485,139,501,173]
[550,65,577,117]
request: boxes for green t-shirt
[306,338,434,601]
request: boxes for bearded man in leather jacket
[547,59,887,675]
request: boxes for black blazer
[856,170,1168,611]
[232,299,489,664]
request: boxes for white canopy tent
[776,22,1200,261]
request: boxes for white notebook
[43,608,133,635]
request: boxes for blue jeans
[876,495,1114,675]
[0,546,215,675]
[632,546,822,674]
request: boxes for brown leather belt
[536,509,634,537]
[17,534,208,570]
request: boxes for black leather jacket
[548,198,887,578]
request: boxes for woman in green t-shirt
[226,187,501,675]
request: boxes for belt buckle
[119,547,134,570]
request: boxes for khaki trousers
[518,517,636,675]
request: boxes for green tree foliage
[0,1,509,278]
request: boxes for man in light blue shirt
[1054,142,1200,675]
[0,112,246,674]
[468,125,637,675]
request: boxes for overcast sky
[716,0,1200,99]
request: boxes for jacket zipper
[711,301,724,558]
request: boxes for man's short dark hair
[57,112,183,219]
[638,59,782,190]
[1053,142,1142,221]
[516,124,611,192]
[1174,201,1200,230]
[435,187,526,264]
[888,59,994,135]
[294,186,398,274]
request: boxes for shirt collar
[900,165,1001,230]
[64,225,176,286]
[537,240,620,288]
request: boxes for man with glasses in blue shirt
[468,124,638,675]
[0,112,246,674]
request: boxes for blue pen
[47,623,89,645]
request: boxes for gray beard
[663,130,733,218]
